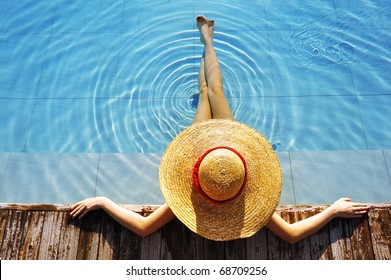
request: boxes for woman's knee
[199,82,208,95]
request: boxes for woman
[70,16,368,244]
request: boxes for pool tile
[25,99,117,152]
[264,0,337,30]
[0,153,10,192]
[0,34,50,98]
[359,95,391,150]
[52,0,124,34]
[95,153,164,204]
[291,150,391,204]
[1,153,99,203]
[117,29,274,99]
[123,0,193,34]
[111,98,189,153]
[194,0,267,31]
[383,150,391,186]
[345,28,391,96]
[216,31,274,98]
[0,0,57,34]
[334,0,391,29]
[276,152,295,205]
[38,34,120,99]
[233,96,279,147]
[276,96,366,151]
[268,30,355,97]
[0,99,35,152]
[116,31,196,96]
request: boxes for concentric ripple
[102,16,269,152]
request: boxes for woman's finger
[356,209,369,214]
[352,203,368,208]
[70,204,85,218]
[69,204,81,216]
[70,200,83,211]
[78,208,88,219]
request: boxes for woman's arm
[265,197,369,244]
[69,197,175,237]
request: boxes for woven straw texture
[198,148,245,201]
[159,119,282,241]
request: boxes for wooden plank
[18,211,45,260]
[278,211,297,260]
[0,210,26,260]
[294,211,312,260]
[118,227,142,260]
[1,203,390,211]
[0,203,161,212]
[308,208,332,260]
[0,210,9,251]
[267,211,293,260]
[283,211,301,259]
[97,212,122,260]
[278,203,391,211]
[246,228,268,260]
[0,204,390,260]
[203,238,225,259]
[122,205,160,214]
[57,213,81,260]
[0,204,71,211]
[328,218,353,259]
[345,216,374,260]
[368,208,391,260]
[160,218,204,260]
[277,205,327,212]
[140,230,162,260]
[77,210,102,260]
[225,238,247,260]
[37,211,64,259]
[190,231,205,260]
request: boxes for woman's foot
[196,15,214,45]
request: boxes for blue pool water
[0,0,390,204]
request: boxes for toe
[197,15,207,22]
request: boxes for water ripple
[108,25,269,152]
[290,28,358,68]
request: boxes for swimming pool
[0,0,390,204]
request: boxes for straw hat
[159,119,282,241]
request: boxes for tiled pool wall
[0,150,390,205]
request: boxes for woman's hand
[266,197,370,244]
[329,197,369,218]
[70,198,175,237]
[69,197,109,219]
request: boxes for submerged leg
[196,15,234,120]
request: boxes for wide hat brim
[159,119,282,241]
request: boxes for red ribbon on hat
[192,146,247,205]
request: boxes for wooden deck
[0,203,390,260]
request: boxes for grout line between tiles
[93,153,102,197]
[0,153,12,194]
[22,1,59,152]
[263,1,282,151]
[348,64,369,150]
[382,150,391,190]
[288,152,297,204]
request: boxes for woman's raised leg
[192,52,212,123]
[196,15,234,121]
